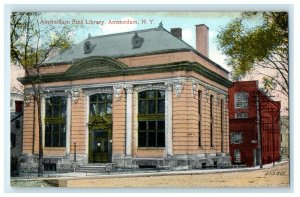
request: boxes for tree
[10,12,74,176]
[217,12,288,109]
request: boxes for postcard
[9,11,289,188]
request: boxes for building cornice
[19,61,232,88]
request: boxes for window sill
[44,147,66,150]
[137,147,165,150]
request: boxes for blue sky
[41,12,243,70]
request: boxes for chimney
[171,28,182,39]
[196,24,209,57]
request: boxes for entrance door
[89,129,112,163]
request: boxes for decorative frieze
[173,80,184,98]
[134,83,166,92]
[113,85,124,101]
[192,80,198,98]
[65,89,81,104]
[84,87,113,95]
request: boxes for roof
[46,27,194,64]
[45,25,229,73]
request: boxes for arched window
[138,90,165,147]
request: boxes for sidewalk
[12,160,289,181]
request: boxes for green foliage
[217,12,288,99]
[10,12,74,69]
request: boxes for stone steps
[75,163,115,173]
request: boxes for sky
[16,12,288,114]
[40,12,243,71]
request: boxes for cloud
[99,17,138,35]
[209,45,229,71]
[209,31,217,39]
[182,28,195,48]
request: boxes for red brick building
[228,81,281,167]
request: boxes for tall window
[198,90,202,147]
[45,96,66,147]
[210,95,214,147]
[138,90,165,147]
[221,99,224,152]
[89,93,112,116]
[234,92,248,109]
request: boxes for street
[11,162,289,188]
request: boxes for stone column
[165,82,173,156]
[125,85,133,156]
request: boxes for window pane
[59,124,66,147]
[138,100,146,114]
[98,103,105,115]
[157,132,165,147]
[158,90,165,98]
[106,102,112,114]
[158,100,165,113]
[106,94,112,101]
[52,104,59,117]
[45,99,52,117]
[90,94,97,102]
[148,132,156,147]
[90,103,97,116]
[51,96,60,104]
[61,102,66,118]
[147,90,156,99]
[45,124,52,147]
[138,121,146,131]
[52,124,59,147]
[148,100,156,114]
[99,94,106,102]
[148,121,156,131]
[157,121,165,131]
[138,132,146,147]
[139,91,146,99]
[235,92,248,109]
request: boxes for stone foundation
[112,153,231,170]
[18,153,89,175]
[18,153,231,175]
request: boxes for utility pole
[256,92,263,168]
[272,108,275,167]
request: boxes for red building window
[234,149,241,162]
[234,92,248,109]
[230,131,243,144]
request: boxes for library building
[20,23,232,172]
